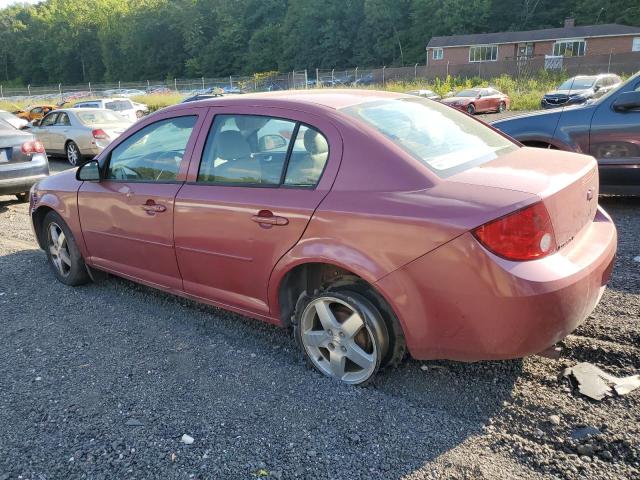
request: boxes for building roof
[427,23,640,48]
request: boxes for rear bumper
[375,206,617,361]
[0,155,49,195]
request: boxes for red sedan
[29,90,616,385]
[441,87,511,114]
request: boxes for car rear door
[78,108,207,290]
[588,77,640,193]
[174,107,342,317]
[49,112,72,152]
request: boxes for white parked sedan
[30,108,133,165]
[74,98,149,122]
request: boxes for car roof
[170,89,405,111]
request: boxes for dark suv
[493,71,640,195]
[541,73,622,109]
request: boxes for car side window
[40,113,58,127]
[56,113,71,126]
[107,116,197,182]
[32,107,42,115]
[284,125,329,187]
[198,115,296,185]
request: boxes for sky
[0,0,41,8]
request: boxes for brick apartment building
[425,19,640,77]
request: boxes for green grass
[381,71,569,111]
[131,93,184,113]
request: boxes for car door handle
[251,210,289,226]
[142,200,167,214]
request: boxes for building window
[469,45,498,62]
[633,37,640,52]
[553,39,586,57]
[432,48,443,60]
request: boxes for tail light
[21,140,45,155]
[472,202,557,261]
[92,129,109,140]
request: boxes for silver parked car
[0,110,29,130]
[0,118,49,201]
[30,108,132,165]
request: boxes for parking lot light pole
[0,85,3,99]
[382,66,386,86]
[27,84,31,97]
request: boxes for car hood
[441,97,472,104]
[545,88,592,97]
[491,107,562,126]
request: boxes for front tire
[136,110,144,119]
[43,211,90,286]
[498,101,506,113]
[15,192,29,202]
[294,290,388,385]
[65,141,81,166]
[466,103,476,115]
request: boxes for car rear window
[0,118,15,131]
[342,97,517,178]
[105,100,132,111]
[77,110,127,125]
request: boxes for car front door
[174,108,342,317]
[589,77,640,193]
[78,109,206,290]
[476,89,492,112]
[32,112,58,151]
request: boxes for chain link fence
[1,52,638,104]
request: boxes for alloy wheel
[47,222,72,277]
[66,142,80,166]
[300,296,377,384]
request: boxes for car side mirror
[259,134,287,151]
[31,119,41,127]
[612,91,640,112]
[76,159,101,181]
[476,93,482,98]
[593,85,600,92]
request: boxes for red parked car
[441,87,510,114]
[29,90,616,385]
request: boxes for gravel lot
[0,158,638,480]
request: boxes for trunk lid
[448,146,599,250]
[94,122,130,140]
[0,130,36,165]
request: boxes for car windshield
[105,100,132,111]
[455,89,480,97]
[342,97,518,178]
[558,77,595,90]
[77,110,128,125]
